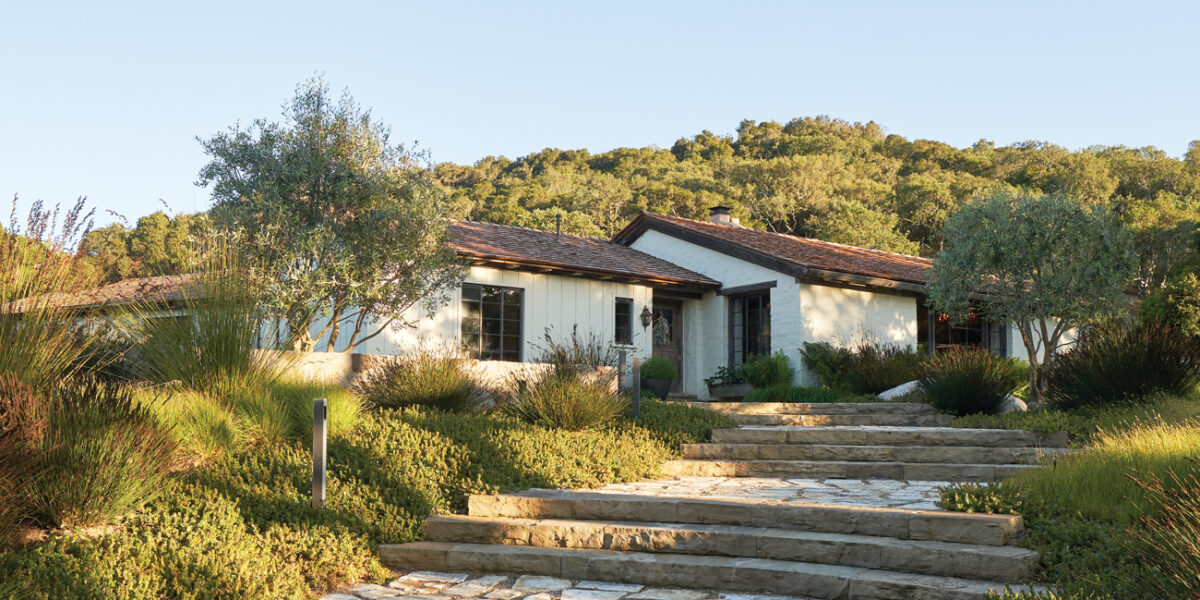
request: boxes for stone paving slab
[586,477,946,510]
[324,572,816,600]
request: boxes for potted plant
[640,356,677,399]
[704,365,752,399]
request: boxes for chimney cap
[708,205,733,215]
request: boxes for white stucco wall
[301,266,654,365]
[1006,320,1079,362]
[628,229,918,396]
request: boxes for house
[40,209,1057,399]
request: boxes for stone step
[378,542,1045,600]
[422,515,1040,583]
[728,413,956,427]
[688,402,937,416]
[663,459,1036,482]
[712,426,1070,448]
[467,490,1023,546]
[681,443,1067,465]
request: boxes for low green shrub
[919,348,1024,416]
[6,378,174,529]
[354,350,484,412]
[799,342,851,389]
[502,373,628,431]
[841,342,923,394]
[937,481,1026,515]
[703,364,744,387]
[740,352,793,388]
[632,399,737,449]
[1046,322,1200,409]
[1127,462,1200,598]
[801,341,923,394]
[270,378,364,439]
[639,356,678,381]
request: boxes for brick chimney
[708,205,739,226]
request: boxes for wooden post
[632,357,641,420]
[617,350,627,394]
[312,398,327,509]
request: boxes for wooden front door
[651,299,683,394]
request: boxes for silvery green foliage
[927,189,1136,398]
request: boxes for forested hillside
[433,116,1200,261]
[85,116,1200,297]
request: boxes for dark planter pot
[707,382,754,400]
[641,378,673,400]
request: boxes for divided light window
[461,284,523,362]
[614,298,633,345]
[729,292,770,365]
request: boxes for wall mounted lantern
[640,306,654,328]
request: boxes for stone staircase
[378,401,1063,599]
[663,402,1068,482]
[379,491,1045,599]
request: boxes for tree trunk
[324,298,348,352]
[1017,323,1043,405]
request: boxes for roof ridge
[643,211,930,263]
[449,218,612,243]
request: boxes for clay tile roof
[614,212,932,286]
[448,220,720,289]
[3,274,195,313]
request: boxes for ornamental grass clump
[1045,321,1200,409]
[354,349,484,412]
[1127,462,1200,597]
[919,348,1025,416]
[502,329,625,430]
[840,341,923,394]
[1,375,174,529]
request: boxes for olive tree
[926,189,1135,402]
[198,77,465,352]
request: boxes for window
[652,306,675,347]
[729,292,770,365]
[461,284,523,361]
[614,298,633,345]
[918,304,1007,357]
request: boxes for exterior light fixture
[640,306,654,328]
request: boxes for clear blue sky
[2,1,1198,226]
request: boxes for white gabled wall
[307,266,654,365]
[629,229,918,396]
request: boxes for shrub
[1127,462,1200,597]
[703,364,744,387]
[1140,272,1200,337]
[740,351,793,388]
[937,481,1026,515]
[1045,322,1200,409]
[3,377,174,528]
[841,341,923,394]
[501,373,628,431]
[271,378,364,438]
[632,399,737,449]
[354,350,484,412]
[919,348,1025,416]
[640,356,678,380]
[799,342,851,388]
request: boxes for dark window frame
[461,283,524,362]
[728,291,771,365]
[614,297,634,346]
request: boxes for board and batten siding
[310,266,654,363]
[628,229,917,396]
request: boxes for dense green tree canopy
[197,77,464,352]
[926,190,1137,401]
